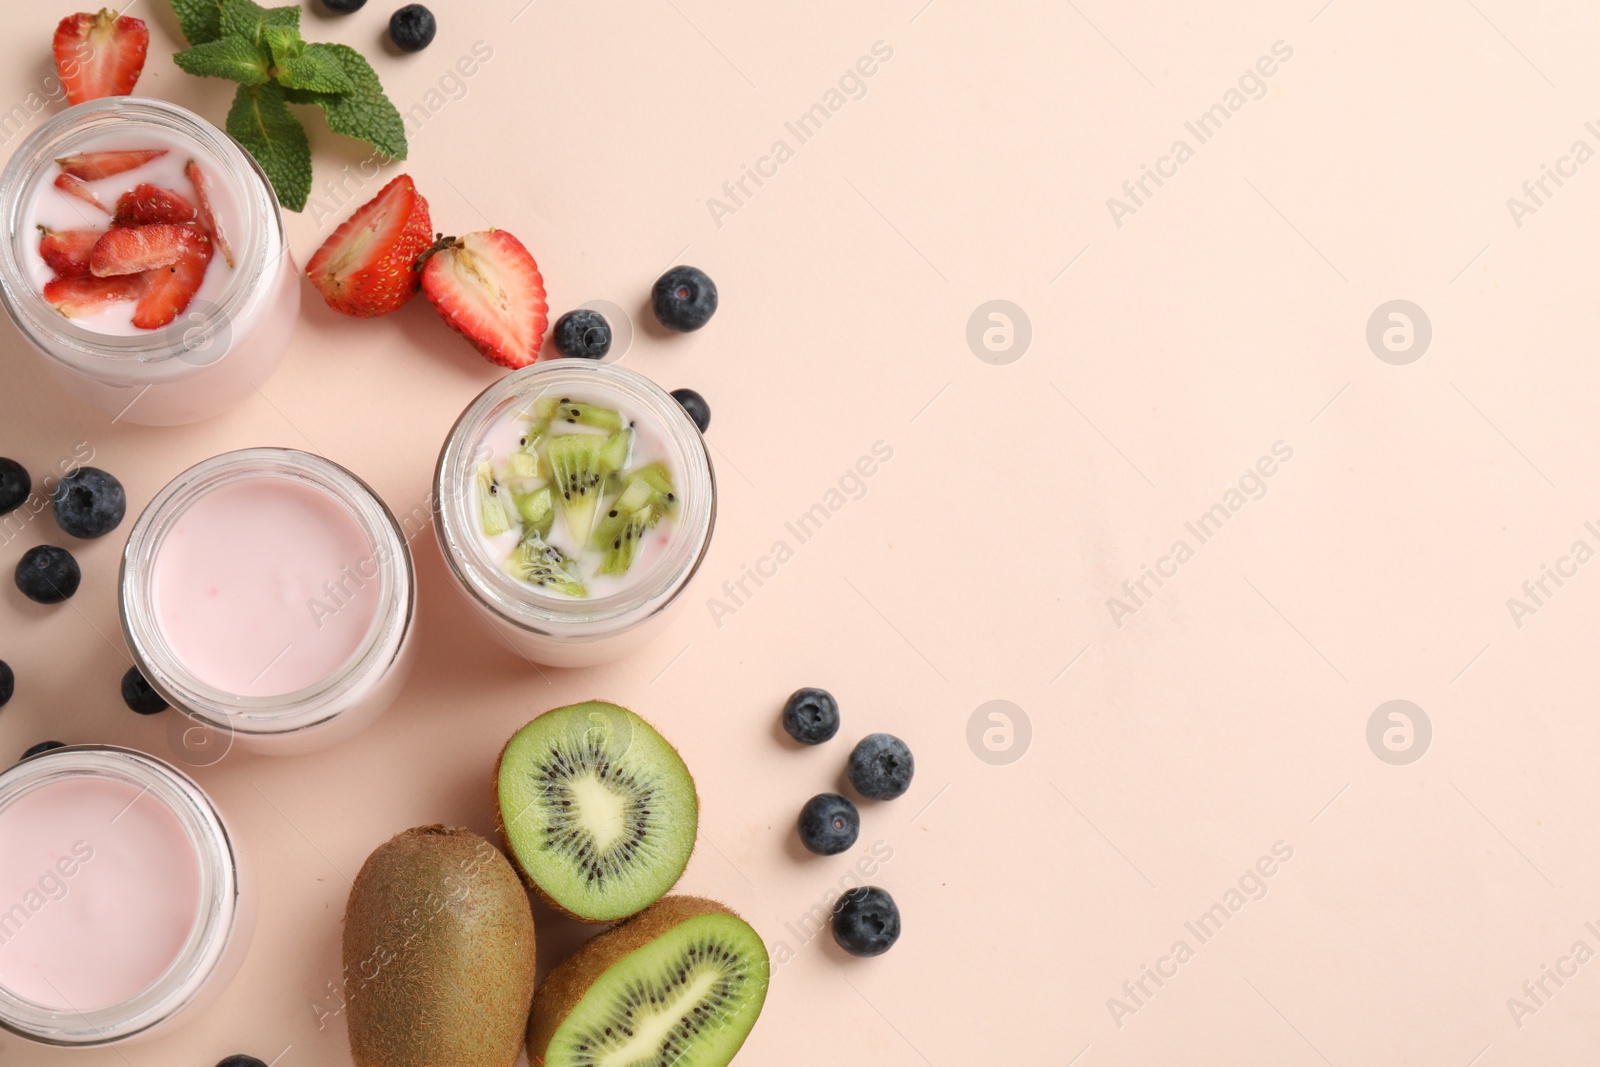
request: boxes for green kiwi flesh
[548,434,610,545]
[477,461,513,535]
[497,701,697,922]
[500,531,586,596]
[528,896,770,1067]
[344,826,537,1067]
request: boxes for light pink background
[3,0,1600,1063]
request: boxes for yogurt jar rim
[0,97,277,362]
[119,448,416,735]
[0,745,241,1046]
[434,361,717,630]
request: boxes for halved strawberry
[53,9,149,106]
[134,232,213,330]
[419,230,548,369]
[184,160,234,268]
[305,174,432,317]
[54,174,108,214]
[38,227,104,279]
[90,223,201,277]
[43,274,142,318]
[54,149,166,181]
[113,184,196,227]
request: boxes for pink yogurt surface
[0,777,200,1011]
[151,476,379,698]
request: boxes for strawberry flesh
[134,233,213,330]
[54,149,166,182]
[53,9,149,107]
[420,229,549,369]
[305,174,432,317]
[54,173,108,214]
[38,227,104,279]
[43,274,142,318]
[113,184,197,227]
[90,223,200,277]
[184,160,234,268]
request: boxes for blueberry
[20,741,64,761]
[651,266,717,332]
[553,309,613,360]
[798,793,859,855]
[388,4,436,52]
[781,687,838,745]
[320,0,366,11]
[0,459,30,516]
[52,467,125,539]
[121,666,168,716]
[847,733,914,800]
[670,388,711,433]
[215,1057,268,1067]
[0,660,12,708]
[832,886,900,957]
[15,545,80,604]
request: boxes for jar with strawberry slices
[0,98,299,426]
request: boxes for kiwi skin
[492,700,701,924]
[527,896,765,1065]
[343,826,537,1067]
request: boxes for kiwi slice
[476,461,514,536]
[505,450,541,480]
[501,531,586,597]
[528,896,770,1067]
[534,396,624,432]
[599,427,633,472]
[547,434,610,545]
[496,702,697,922]
[591,478,657,576]
[512,485,556,538]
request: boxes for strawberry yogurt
[0,99,299,425]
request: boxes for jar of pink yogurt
[0,98,299,426]
[120,449,417,755]
[0,745,253,1047]
[433,361,716,668]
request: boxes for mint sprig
[168,0,408,211]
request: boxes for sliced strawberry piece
[113,184,197,227]
[305,174,432,317]
[38,227,104,279]
[54,149,166,182]
[420,230,548,369]
[90,223,201,277]
[43,274,142,318]
[54,174,109,214]
[134,233,213,330]
[53,9,149,106]
[184,160,234,269]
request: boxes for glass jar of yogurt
[120,448,418,755]
[0,745,254,1047]
[0,98,299,426]
[433,361,716,667]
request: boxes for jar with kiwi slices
[433,361,715,668]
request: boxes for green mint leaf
[287,44,407,161]
[276,42,355,94]
[264,25,304,67]
[173,37,272,85]
[227,81,311,211]
[220,0,299,48]
[168,0,225,45]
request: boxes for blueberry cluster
[779,686,909,957]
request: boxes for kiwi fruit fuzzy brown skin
[527,896,760,1065]
[343,825,537,1067]
[492,700,701,924]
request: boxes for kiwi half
[496,701,697,922]
[528,896,770,1067]
[344,826,537,1067]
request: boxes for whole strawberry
[306,175,432,317]
[419,230,548,369]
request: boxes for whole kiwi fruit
[528,895,770,1067]
[343,825,536,1067]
